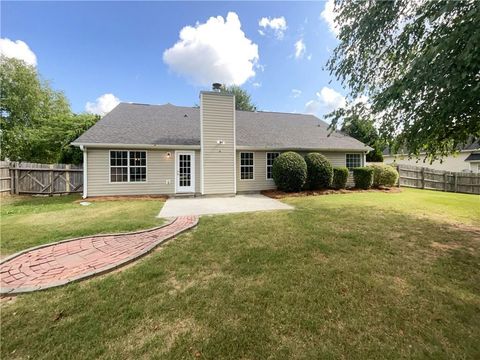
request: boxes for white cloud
[258,16,287,39]
[252,82,262,88]
[163,12,259,86]
[0,38,37,66]
[305,87,346,115]
[294,39,306,59]
[321,0,339,36]
[291,89,302,98]
[85,93,120,116]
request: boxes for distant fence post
[421,167,425,189]
[14,163,19,195]
[66,164,71,193]
[454,173,458,193]
[49,164,54,195]
[397,165,401,187]
[10,162,14,194]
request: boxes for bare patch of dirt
[262,187,402,199]
[312,250,328,263]
[431,241,463,251]
[77,195,168,202]
[167,271,222,295]
[0,295,18,305]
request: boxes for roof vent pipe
[212,83,222,92]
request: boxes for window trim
[109,150,148,184]
[345,153,362,170]
[265,152,280,180]
[240,152,255,181]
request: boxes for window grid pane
[110,151,147,182]
[128,151,147,182]
[240,153,254,180]
[266,152,280,179]
[346,154,361,170]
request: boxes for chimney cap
[212,83,222,91]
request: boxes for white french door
[175,151,195,193]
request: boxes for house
[383,140,480,173]
[72,85,371,198]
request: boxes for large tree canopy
[340,105,384,162]
[221,85,257,111]
[326,0,480,160]
[0,56,98,164]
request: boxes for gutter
[71,143,201,150]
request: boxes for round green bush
[332,166,349,189]
[369,164,399,187]
[353,167,374,189]
[272,152,307,192]
[304,153,333,189]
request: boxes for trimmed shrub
[272,152,307,192]
[332,167,349,189]
[304,153,333,189]
[369,164,399,187]
[353,167,374,189]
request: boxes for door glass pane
[179,154,191,188]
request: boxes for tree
[221,85,256,111]
[0,56,99,164]
[0,56,71,162]
[326,0,480,161]
[339,103,384,162]
[57,114,100,164]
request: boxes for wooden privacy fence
[397,164,480,195]
[0,161,83,195]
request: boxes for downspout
[81,145,88,198]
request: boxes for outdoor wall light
[166,152,171,159]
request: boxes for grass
[0,195,164,255]
[1,188,479,359]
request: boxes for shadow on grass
[1,203,479,359]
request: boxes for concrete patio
[158,194,293,218]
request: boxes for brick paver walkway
[0,216,198,294]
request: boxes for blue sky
[1,1,345,118]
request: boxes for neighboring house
[72,86,371,198]
[383,141,480,173]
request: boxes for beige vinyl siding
[383,152,472,172]
[235,150,364,192]
[236,151,276,192]
[86,148,201,196]
[201,92,236,195]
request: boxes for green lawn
[1,189,479,359]
[0,195,164,255]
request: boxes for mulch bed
[261,187,402,199]
[78,195,168,202]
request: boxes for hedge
[353,167,374,189]
[272,152,307,192]
[369,164,399,187]
[332,167,349,189]
[304,153,333,189]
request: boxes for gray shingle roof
[73,103,371,151]
[465,153,480,161]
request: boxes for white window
[346,153,362,170]
[240,152,254,180]
[110,151,147,182]
[266,152,280,180]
